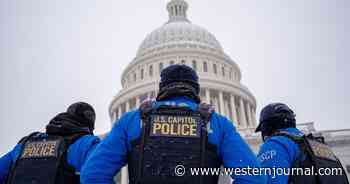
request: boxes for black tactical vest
[127,101,221,184]
[6,132,83,184]
[272,131,349,184]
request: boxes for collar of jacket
[155,96,198,111]
[278,127,304,137]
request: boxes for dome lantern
[167,0,189,23]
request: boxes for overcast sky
[0,0,349,154]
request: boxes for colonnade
[113,88,256,128]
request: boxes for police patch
[150,115,201,138]
[20,140,60,159]
[308,140,337,161]
[258,150,277,162]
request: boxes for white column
[230,94,238,124]
[239,98,247,127]
[224,100,230,119]
[136,96,140,107]
[208,61,212,73]
[126,100,130,111]
[118,106,122,119]
[156,62,160,76]
[219,91,225,116]
[205,89,211,104]
[214,97,219,112]
[112,111,116,122]
[246,103,252,127]
[121,166,128,184]
[250,105,255,127]
[251,107,257,126]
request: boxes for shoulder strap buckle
[198,103,214,123]
[139,100,155,120]
[18,131,41,144]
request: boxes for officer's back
[0,102,100,184]
[81,65,266,184]
[255,103,349,184]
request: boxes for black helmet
[157,64,201,103]
[46,102,96,135]
[159,64,199,95]
[255,103,296,133]
[66,102,96,131]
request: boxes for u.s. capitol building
[107,0,350,183]
[109,0,257,139]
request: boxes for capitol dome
[137,21,223,56]
[106,1,350,183]
[137,0,222,57]
[109,1,259,183]
[110,0,257,136]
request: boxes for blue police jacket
[0,133,100,184]
[81,97,266,184]
[257,127,304,184]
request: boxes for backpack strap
[60,133,88,169]
[135,100,155,184]
[305,133,326,144]
[17,131,41,144]
[198,103,214,123]
[272,131,329,184]
[272,131,329,157]
[139,100,155,121]
[57,133,88,183]
[270,131,308,162]
[197,103,214,184]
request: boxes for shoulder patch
[149,114,201,138]
[178,102,189,107]
[258,150,277,162]
[308,139,337,161]
[20,140,61,159]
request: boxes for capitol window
[213,64,217,74]
[203,62,208,72]
[141,69,144,80]
[149,65,153,77]
[170,60,175,65]
[133,72,136,82]
[181,60,186,64]
[222,67,225,77]
[229,69,233,80]
[159,62,164,72]
[192,60,197,71]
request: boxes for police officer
[256,103,349,184]
[0,102,100,184]
[81,64,265,184]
